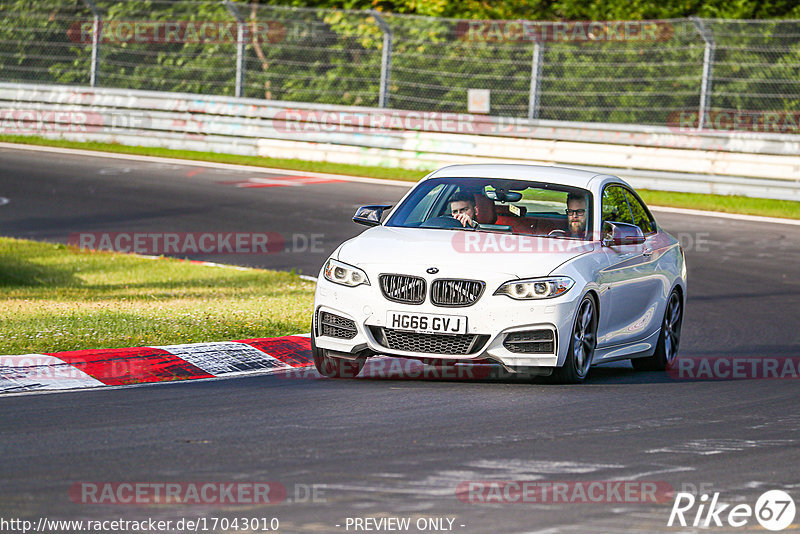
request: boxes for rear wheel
[632,289,683,371]
[551,295,597,384]
[311,330,366,378]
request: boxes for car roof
[424,164,626,191]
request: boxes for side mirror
[353,204,393,227]
[602,221,645,246]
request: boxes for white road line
[3,141,798,224]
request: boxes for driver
[565,193,588,238]
[449,192,477,228]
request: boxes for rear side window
[624,190,656,234]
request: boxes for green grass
[2,134,799,219]
[636,189,800,220]
[0,237,315,355]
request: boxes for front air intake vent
[503,329,556,354]
[319,311,357,339]
[369,326,488,355]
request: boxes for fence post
[528,40,544,120]
[370,10,393,108]
[80,0,101,87]
[691,17,715,131]
[225,0,246,98]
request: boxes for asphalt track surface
[1,145,799,533]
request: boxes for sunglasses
[565,208,586,216]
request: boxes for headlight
[494,277,574,300]
[323,259,370,287]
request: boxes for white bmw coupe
[312,164,686,383]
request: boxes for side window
[624,190,656,234]
[602,186,634,225]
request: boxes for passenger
[565,193,589,238]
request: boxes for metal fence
[1,0,799,129]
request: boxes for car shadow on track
[281,357,699,386]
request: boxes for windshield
[385,177,593,240]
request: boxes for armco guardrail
[1,83,799,200]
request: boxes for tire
[551,294,598,384]
[311,330,366,378]
[632,289,683,371]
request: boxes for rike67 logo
[668,490,796,531]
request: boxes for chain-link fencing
[1,0,798,129]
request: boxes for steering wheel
[421,216,466,229]
[548,229,568,237]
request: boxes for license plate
[387,311,467,335]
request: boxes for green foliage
[0,0,92,85]
[252,0,800,19]
[1,1,798,125]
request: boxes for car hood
[337,226,597,279]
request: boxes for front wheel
[311,331,366,378]
[551,295,597,384]
[632,289,683,371]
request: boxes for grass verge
[0,237,315,355]
[2,134,799,219]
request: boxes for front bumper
[313,275,583,369]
